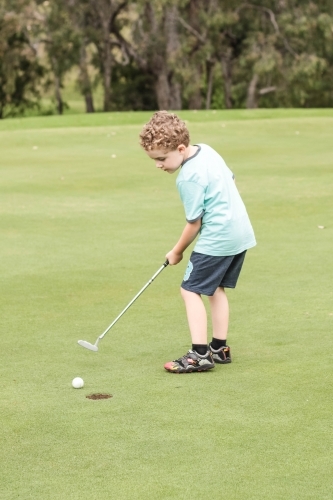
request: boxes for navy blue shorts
[181,250,246,296]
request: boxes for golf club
[78,260,169,352]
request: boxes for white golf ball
[72,377,84,389]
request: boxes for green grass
[1,110,333,499]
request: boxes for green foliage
[110,63,157,111]
[1,0,333,115]
[0,6,44,118]
[40,1,81,76]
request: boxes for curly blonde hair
[139,111,190,151]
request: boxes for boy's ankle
[210,338,227,350]
[192,344,209,356]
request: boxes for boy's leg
[180,288,207,344]
[208,287,232,364]
[163,288,214,373]
[208,286,229,340]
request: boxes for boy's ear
[177,144,186,153]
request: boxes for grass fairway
[1,109,333,500]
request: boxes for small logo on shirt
[183,260,193,281]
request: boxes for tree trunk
[221,54,232,109]
[246,74,259,108]
[54,75,63,114]
[189,88,202,109]
[188,64,202,110]
[92,0,113,112]
[165,5,182,110]
[205,60,214,110]
[51,56,63,115]
[169,80,182,110]
[152,5,183,110]
[67,1,95,113]
[79,44,95,113]
[102,33,112,111]
[84,94,95,113]
[155,71,170,109]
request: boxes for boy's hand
[166,250,183,265]
[166,220,201,266]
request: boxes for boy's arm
[166,219,202,265]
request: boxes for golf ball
[72,377,84,389]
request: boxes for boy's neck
[183,144,198,163]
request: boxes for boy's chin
[166,166,181,174]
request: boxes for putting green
[1,109,332,499]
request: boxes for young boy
[140,111,256,373]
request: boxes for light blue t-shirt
[176,144,256,256]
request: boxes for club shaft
[99,261,168,339]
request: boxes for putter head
[78,340,98,352]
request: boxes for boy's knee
[180,287,200,301]
[208,287,226,302]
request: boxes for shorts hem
[181,283,216,296]
[220,283,236,289]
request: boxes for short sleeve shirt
[176,144,256,256]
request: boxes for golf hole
[86,393,113,400]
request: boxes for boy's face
[146,145,186,174]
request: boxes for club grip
[164,260,169,267]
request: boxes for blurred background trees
[0,0,332,117]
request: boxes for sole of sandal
[212,358,232,364]
[165,366,215,373]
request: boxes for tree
[0,1,44,118]
[64,0,95,113]
[176,1,248,109]
[33,0,81,114]
[85,0,129,112]
[116,0,183,110]
[2,0,333,116]
[281,1,333,107]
